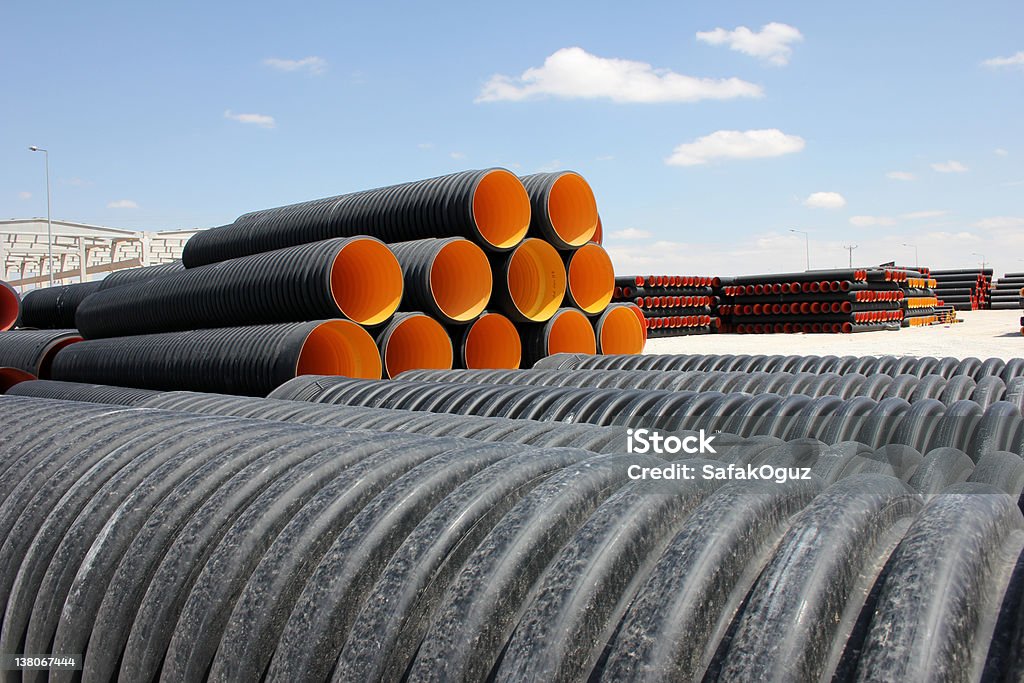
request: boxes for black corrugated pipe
[520,172,599,249]
[50,320,382,395]
[181,169,532,267]
[519,307,596,368]
[490,238,567,323]
[446,311,521,369]
[1,280,20,331]
[75,238,403,338]
[593,304,646,355]
[0,329,82,389]
[18,281,103,329]
[98,261,186,290]
[564,243,615,314]
[6,379,162,405]
[389,238,492,324]
[375,312,453,378]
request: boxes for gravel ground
[643,310,1024,361]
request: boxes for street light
[790,229,810,270]
[902,243,919,268]
[28,146,54,286]
[972,252,987,271]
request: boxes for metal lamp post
[902,243,918,269]
[790,229,810,270]
[28,146,54,285]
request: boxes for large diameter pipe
[375,312,453,378]
[50,320,381,395]
[18,281,102,329]
[1,280,20,331]
[76,238,403,338]
[390,238,492,324]
[5,379,161,405]
[519,307,597,368]
[0,367,35,393]
[564,243,614,314]
[520,172,599,249]
[447,312,521,370]
[592,215,603,245]
[98,261,186,290]
[0,329,83,377]
[181,169,531,267]
[491,238,567,323]
[594,304,646,355]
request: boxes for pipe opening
[464,313,521,369]
[431,240,493,322]
[0,285,18,331]
[38,336,83,378]
[473,170,531,250]
[381,314,453,378]
[0,368,35,393]
[297,320,382,380]
[592,215,603,245]
[567,244,614,314]
[547,309,597,356]
[595,306,644,355]
[506,239,567,321]
[546,173,598,247]
[331,239,404,325]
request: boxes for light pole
[842,244,858,268]
[972,252,987,272]
[902,243,919,268]
[28,146,54,285]
[790,229,810,270]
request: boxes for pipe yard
[1,167,1023,681]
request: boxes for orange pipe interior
[430,240,493,322]
[0,284,19,331]
[463,312,521,369]
[566,244,614,314]
[331,239,403,326]
[546,173,598,247]
[627,304,648,342]
[505,238,567,322]
[381,314,453,378]
[592,215,603,245]
[0,367,35,393]
[598,306,645,355]
[547,309,597,355]
[296,320,382,380]
[472,170,531,250]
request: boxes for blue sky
[2,0,1022,276]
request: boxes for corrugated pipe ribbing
[375,312,453,378]
[519,307,597,368]
[447,312,521,369]
[593,304,646,355]
[50,320,381,395]
[18,281,102,329]
[0,328,82,380]
[490,238,567,323]
[390,238,492,324]
[75,238,403,338]
[520,172,599,249]
[181,169,531,267]
[98,260,186,290]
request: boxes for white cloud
[107,199,138,209]
[536,159,563,173]
[886,171,915,181]
[666,129,805,166]
[696,22,803,66]
[931,160,968,173]
[973,216,1024,230]
[417,142,434,150]
[224,110,276,128]
[849,215,896,227]
[982,51,1024,69]
[901,210,948,220]
[609,228,652,240]
[803,191,846,209]
[17,191,31,200]
[449,151,466,160]
[995,148,1009,156]
[476,47,763,103]
[263,56,328,75]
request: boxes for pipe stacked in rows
[893,265,940,327]
[0,393,1021,681]
[932,267,992,311]
[990,272,1024,310]
[611,274,721,337]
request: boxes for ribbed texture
[51,321,329,396]
[6,379,161,405]
[18,281,102,329]
[182,169,525,267]
[375,312,454,378]
[76,238,388,338]
[518,308,595,369]
[98,261,186,290]
[390,238,489,324]
[0,329,82,376]
[520,172,597,249]
[0,280,20,331]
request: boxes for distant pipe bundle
[611,274,721,337]
[990,272,1024,310]
[931,268,992,311]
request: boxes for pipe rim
[296,320,382,380]
[380,314,453,378]
[463,313,521,369]
[545,173,598,247]
[547,308,597,356]
[597,306,645,355]
[0,283,18,331]
[331,239,403,325]
[39,335,83,378]
[430,240,493,322]
[472,169,530,250]
[506,239,567,322]
[0,367,35,393]
[567,244,615,314]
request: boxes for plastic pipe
[390,238,492,324]
[98,261,186,290]
[0,280,20,331]
[375,312,453,378]
[593,305,645,355]
[520,172,599,249]
[18,281,102,329]
[519,307,597,368]
[491,238,567,323]
[0,329,83,377]
[564,243,614,314]
[447,312,521,370]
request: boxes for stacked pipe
[2,391,1023,682]
[931,267,993,311]
[0,280,19,332]
[718,268,908,334]
[0,329,82,391]
[896,267,940,327]
[990,272,1024,310]
[612,274,721,337]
